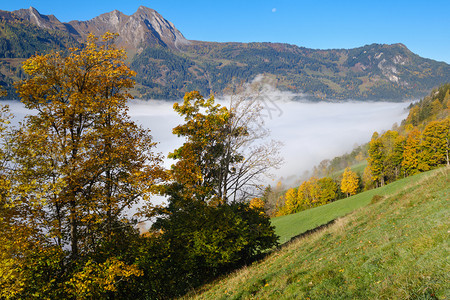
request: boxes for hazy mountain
[1,6,449,100]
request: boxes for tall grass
[186,167,449,299]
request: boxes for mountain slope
[133,41,450,100]
[0,10,78,96]
[186,167,449,299]
[0,6,449,100]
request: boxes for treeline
[265,167,359,217]
[364,118,449,189]
[364,84,450,188]
[0,34,279,299]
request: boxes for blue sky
[2,0,449,63]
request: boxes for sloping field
[187,167,449,299]
[272,168,427,244]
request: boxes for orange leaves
[249,197,265,213]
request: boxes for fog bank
[127,99,410,181]
[3,98,411,182]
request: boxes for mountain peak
[136,6,156,14]
[11,6,189,53]
[67,6,189,52]
[27,6,39,14]
[13,7,66,31]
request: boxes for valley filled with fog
[3,96,410,183]
[128,99,410,180]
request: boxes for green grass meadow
[272,168,427,244]
[186,167,449,299]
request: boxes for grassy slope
[272,167,423,244]
[186,167,449,299]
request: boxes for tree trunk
[70,198,78,259]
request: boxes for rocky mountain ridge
[0,6,449,100]
[12,6,188,52]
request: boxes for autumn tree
[380,130,405,183]
[249,197,265,213]
[275,175,337,216]
[341,167,359,197]
[6,33,163,297]
[402,129,422,176]
[0,104,25,298]
[420,118,450,167]
[166,90,282,205]
[265,182,285,216]
[148,90,280,297]
[278,187,299,215]
[362,165,375,190]
[317,177,338,205]
[368,132,385,187]
[406,105,420,126]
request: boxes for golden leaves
[68,258,143,298]
[341,167,359,197]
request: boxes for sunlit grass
[185,167,449,299]
[272,168,425,244]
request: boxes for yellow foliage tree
[249,197,265,214]
[421,118,450,167]
[283,187,299,214]
[402,129,422,176]
[341,167,359,197]
[3,33,164,297]
[67,258,143,299]
[317,177,337,205]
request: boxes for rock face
[13,6,189,53]
[13,7,78,34]
[68,6,189,53]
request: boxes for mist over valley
[4,96,411,183]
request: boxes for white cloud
[272,8,277,13]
